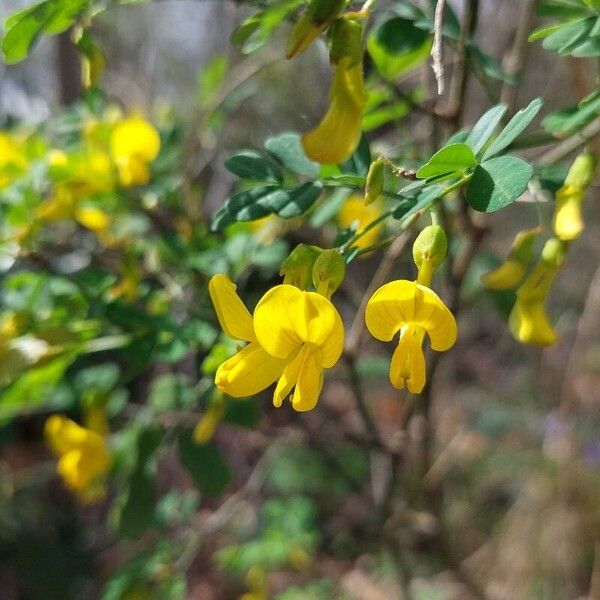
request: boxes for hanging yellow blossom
[208,274,286,398]
[253,284,344,411]
[508,238,566,347]
[481,227,540,291]
[338,195,383,251]
[302,55,367,164]
[110,115,160,186]
[365,280,457,393]
[553,150,596,242]
[45,414,112,502]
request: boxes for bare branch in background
[431,0,447,95]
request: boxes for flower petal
[365,280,457,351]
[509,298,557,347]
[302,62,367,165]
[291,345,324,412]
[273,347,304,408]
[389,326,426,393]
[45,415,91,455]
[215,342,285,397]
[254,284,344,365]
[209,274,255,342]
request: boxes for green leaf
[340,134,371,175]
[416,143,477,179]
[265,132,320,178]
[392,185,443,221]
[367,17,431,80]
[225,150,283,183]
[482,98,543,159]
[197,54,228,109]
[466,104,507,154]
[178,432,231,496]
[221,185,282,223]
[542,17,595,54]
[2,0,89,64]
[466,156,533,213]
[274,181,323,218]
[467,43,516,83]
[542,90,600,135]
[230,0,302,54]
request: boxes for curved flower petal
[365,280,457,351]
[302,62,367,165]
[215,342,285,397]
[509,299,557,346]
[273,346,304,408]
[292,345,324,412]
[110,116,160,163]
[45,415,91,455]
[209,274,255,342]
[481,259,526,291]
[553,187,584,241]
[254,285,344,365]
[389,326,426,393]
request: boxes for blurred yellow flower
[208,274,286,398]
[110,115,160,186]
[253,284,344,411]
[0,132,27,188]
[365,280,456,393]
[193,396,225,444]
[481,227,539,291]
[509,238,566,347]
[553,186,584,242]
[45,414,112,502]
[338,195,382,251]
[302,56,367,164]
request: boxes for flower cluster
[482,151,596,346]
[209,225,457,410]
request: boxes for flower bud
[553,186,584,241]
[280,244,322,290]
[286,0,346,59]
[481,226,540,291]
[329,17,363,66]
[312,249,346,298]
[365,158,385,205]
[412,225,448,286]
[540,236,567,268]
[564,150,596,190]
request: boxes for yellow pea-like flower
[553,185,584,242]
[338,195,383,251]
[302,56,367,164]
[45,414,112,502]
[110,115,160,186]
[365,280,457,393]
[508,238,565,347]
[208,274,286,398]
[253,284,344,411]
[481,227,540,291]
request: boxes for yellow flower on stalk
[110,115,160,186]
[302,55,367,164]
[45,414,112,502]
[253,284,344,411]
[365,280,457,393]
[481,227,540,291]
[208,274,287,398]
[509,238,566,347]
[553,185,584,242]
[338,195,382,251]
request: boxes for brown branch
[431,0,448,95]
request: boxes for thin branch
[431,0,447,95]
[538,117,600,165]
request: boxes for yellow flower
[0,132,27,188]
[553,185,584,242]
[302,55,367,164]
[209,275,286,398]
[193,393,225,444]
[253,284,344,411]
[110,115,160,186]
[365,280,457,393]
[508,238,565,347]
[45,414,112,502]
[338,195,382,251]
[481,227,540,291]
